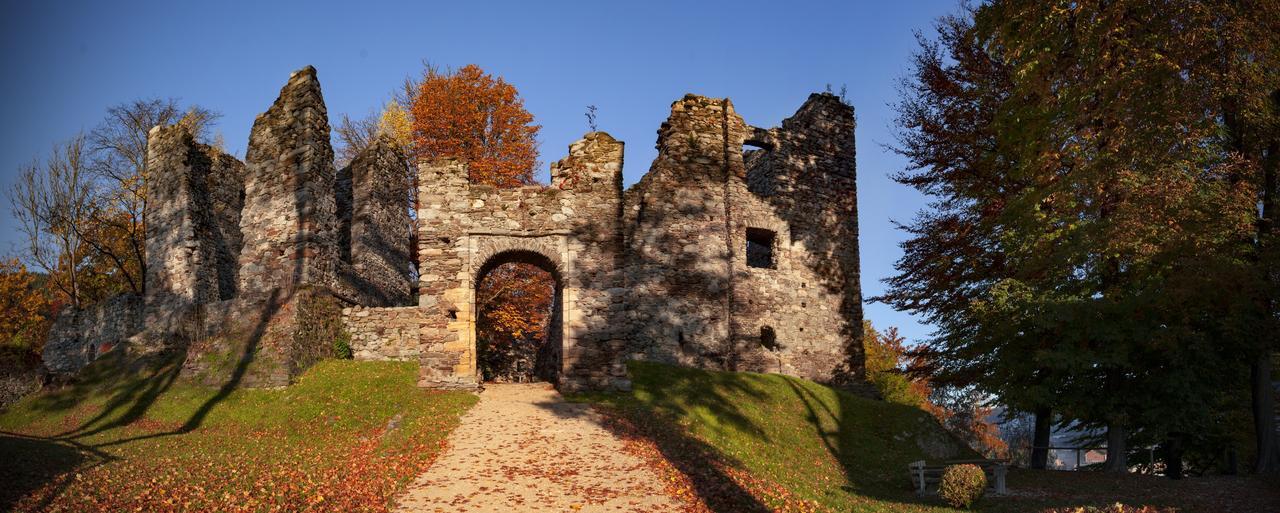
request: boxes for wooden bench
[908,459,1008,495]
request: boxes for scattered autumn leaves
[0,361,475,513]
[597,405,821,513]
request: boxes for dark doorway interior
[474,251,561,383]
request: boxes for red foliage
[475,263,555,380]
[409,64,540,187]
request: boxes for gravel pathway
[394,383,681,512]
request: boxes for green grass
[0,354,477,512]
[575,361,975,512]
[576,361,1280,513]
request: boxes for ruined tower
[621,93,863,382]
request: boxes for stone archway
[433,232,575,388]
[472,249,564,383]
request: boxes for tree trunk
[1253,354,1277,473]
[1163,434,1185,480]
[1255,99,1278,474]
[1104,421,1128,473]
[1031,407,1052,470]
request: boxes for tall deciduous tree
[10,135,94,307]
[886,1,1278,475]
[410,64,540,187]
[881,7,1055,460]
[976,0,1278,474]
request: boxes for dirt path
[394,383,682,513]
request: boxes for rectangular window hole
[746,228,776,269]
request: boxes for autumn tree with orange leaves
[409,64,554,381]
[0,259,52,365]
[410,64,540,187]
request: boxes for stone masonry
[237,66,340,301]
[336,134,414,307]
[144,124,246,336]
[43,294,143,374]
[44,66,863,393]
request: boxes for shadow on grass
[572,361,984,512]
[782,373,946,505]
[534,392,771,513]
[4,189,297,506]
[0,432,111,512]
[600,404,772,513]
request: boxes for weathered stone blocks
[336,135,414,306]
[43,294,143,375]
[238,65,338,301]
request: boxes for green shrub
[938,463,986,508]
[333,331,353,359]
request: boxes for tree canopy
[882,0,1280,474]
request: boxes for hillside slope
[579,362,1280,513]
[577,361,975,512]
[0,356,476,512]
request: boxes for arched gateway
[413,133,629,392]
[472,248,564,383]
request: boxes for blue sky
[0,0,959,344]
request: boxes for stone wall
[43,294,143,375]
[335,135,414,307]
[144,125,244,335]
[0,360,45,409]
[413,131,627,391]
[619,93,864,383]
[341,306,422,360]
[237,66,337,301]
[736,93,863,382]
[621,95,749,368]
[141,66,355,387]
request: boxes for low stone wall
[341,306,423,361]
[43,294,144,375]
[0,360,45,409]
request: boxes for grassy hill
[576,361,1280,513]
[0,355,476,512]
[574,361,975,512]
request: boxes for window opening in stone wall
[746,228,776,269]
[760,326,779,351]
[743,136,774,152]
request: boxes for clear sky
[0,0,959,345]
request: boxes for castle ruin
[44,66,864,392]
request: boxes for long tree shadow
[48,349,183,440]
[533,395,772,513]
[783,373,975,509]
[599,404,772,513]
[0,274,293,512]
[0,429,121,512]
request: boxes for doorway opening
[474,250,561,383]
